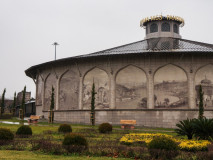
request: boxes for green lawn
[0,150,131,160]
[0,118,177,159]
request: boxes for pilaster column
[55,78,60,110]
[110,74,116,109]
[78,77,83,110]
[147,72,154,109]
[188,72,196,109]
[42,80,45,111]
[35,76,38,106]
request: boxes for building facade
[26,16,213,128]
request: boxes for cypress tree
[49,86,54,123]
[90,82,97,126]
[50,86,55,111]
[21,86,26,120]
[1,88,6,114]
[198,85,204,119]
[12,92,17,116]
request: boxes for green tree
[12,92,17,116]
[90,82,97,126]
[20,86,26,120]
[198,85,204,119]
[1,88,6,114]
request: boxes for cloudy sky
[0,0,213,99]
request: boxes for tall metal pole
[52,42,59,60]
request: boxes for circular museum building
[26,15,213,128]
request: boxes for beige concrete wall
[42,109,213,128]
[35,54,213,127]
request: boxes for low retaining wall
[41,109,213,128]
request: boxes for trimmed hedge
[58,124,72,133]
[63,133,88,153]
[16,125,32,137]
[0,128,14,141]
[98,123,112,133]
[148,136,178,159]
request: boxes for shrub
[58,124,72,134]
[98,123,112,133]
[193,118,213,140]
[30,136,64,155]
[0,128,14,144]
[16,125,32,137]
[8,140,28,150]
[175,118,195,139]
[148,136,178,159]
[63,133,88,153]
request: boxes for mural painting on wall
[36,75,43,105]
[195,64,213,108]
[44,74,56,111]
[115,65,147,109]
[59,70,79,110]
[154,64,188,108]
[83,68,109,109]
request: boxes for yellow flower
[120,133,211,151]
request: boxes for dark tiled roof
[25,37,213,78]
[75,37,213,58]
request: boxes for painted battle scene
[44,74,56,111]
[115,66,147,109]
[195,64,213,108]
[59,70,79,110]
[154,64,188,108]
[83,68,109,109]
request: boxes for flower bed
[178,140,211,151]
[120,133,211,151]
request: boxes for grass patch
[0,150,130,160]
[0,121,181,159]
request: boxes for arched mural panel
[195,64,213,108]
[59,70,79,110]
[44,74,56,111]
[115,65,147,109]
[83,68,109,109]
[154,64,188,108]
[36,75,43,105]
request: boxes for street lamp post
[52,42,59,60]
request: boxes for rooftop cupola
[140,15,184,39]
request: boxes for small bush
[63,133,87,153]
[148,136,179,159]
[98,123,112,133]
[8,140,28,151]
[30,137,64,154]
[16,125,32,137]
[58,124,72,134]
[0,128,14,144]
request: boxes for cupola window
[173,24,179,33]
[150,23,158,33]
[161,22,170,32]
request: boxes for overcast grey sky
[0,0,213,99]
